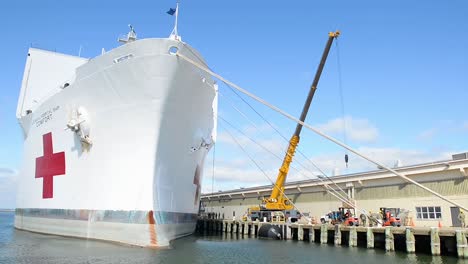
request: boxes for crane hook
[345,154,349,168]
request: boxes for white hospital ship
[14,24,217,247]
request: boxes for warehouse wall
[202,177,468,227]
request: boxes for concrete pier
[298,225,304,241]
[366,227,374,248]
[334,225,341,245]
[196,219,468,259]
[385,227,394,251]
[320,224,328,244]
[431,227,441,256]
[456,230,468,258]
[308,227,315,242]
[286,224,291,240]
[349,227,357,247]
[405,227,415,253]
[243,222,249,235]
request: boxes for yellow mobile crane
[247,31,340,223]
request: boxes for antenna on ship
[167,2,181,41]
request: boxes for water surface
[0,212,463,263]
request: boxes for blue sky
[1,1,467,207]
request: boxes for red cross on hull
[35,132,66,199]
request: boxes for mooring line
[175,51,468,212]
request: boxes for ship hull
[15,209,197,247]
[15,38,216,247]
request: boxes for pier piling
[405,227,415,253]
[431,227,441,256]
[385,227,394,251]
[334,225,341,245]
[308,227,315,242]
[456,230,468,258]
[298,225,304,241]
[196,218,468,259]
[286,225,291,240]
[366,228,374,248]
[320,224,328,244]
[349,226,357,247]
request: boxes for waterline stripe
[15,208,197,225]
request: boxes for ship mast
[169,2,181,41]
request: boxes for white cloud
[0,168,16,177]
[415,121,468,143]
[243,123,275,135]
[417,128,438,141]
[305,147,452,175]
[0,167,17,209]
[210,117,380,192]
[206,116,457,194]
[217,122,286,147]
[205,122,294,193]
[202,155,278,193]
[202,147,453,193]
[315,116,379,143]
[212,166,270,183]
[218,134,286,156]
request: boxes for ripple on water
[0,213,462,264]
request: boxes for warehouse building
[201,152,468,227]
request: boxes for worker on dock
[458,210,466,227]
[360,213,367,227]
[345,209,351,219]
[368,211,381,227]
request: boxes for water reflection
[0,213,462,264]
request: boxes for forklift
[380,207,401,227]
[338,207,360,226]
[321,207,359,226]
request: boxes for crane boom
[262,31,340,211]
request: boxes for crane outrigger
[246,31,340,223]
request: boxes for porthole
[168,46,179,55]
